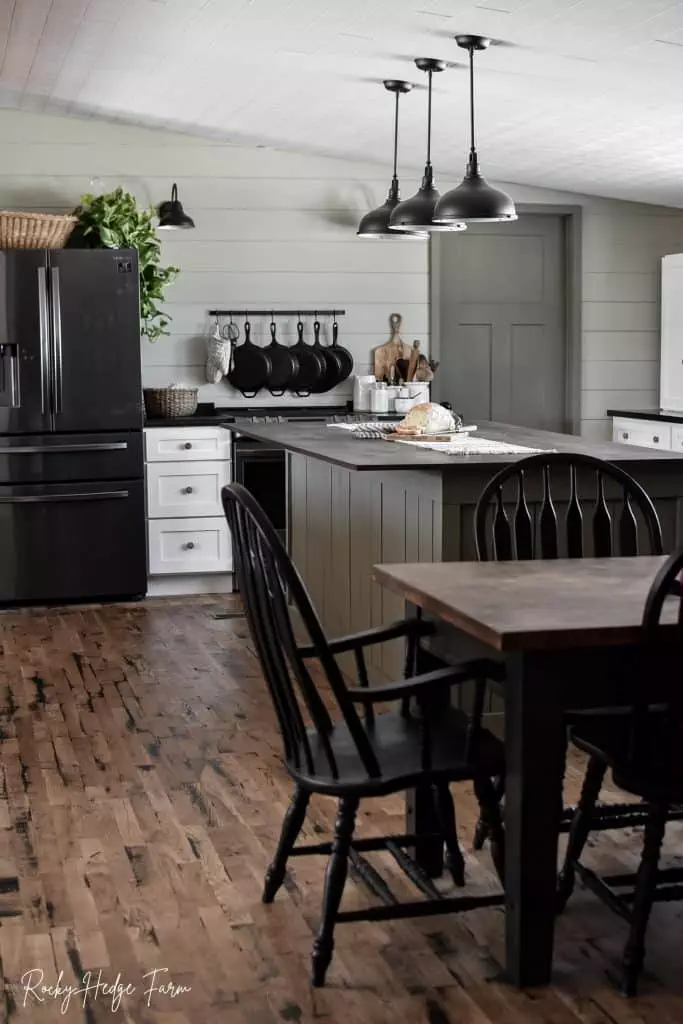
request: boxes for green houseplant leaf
[70,187,179,343]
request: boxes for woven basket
[144,387,199,419]
[0,211,77,249]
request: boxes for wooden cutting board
[373,313,411,381]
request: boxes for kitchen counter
[253,418,683,685]
[235,419,683,470]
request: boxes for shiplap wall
[0,109,429,409]
[2,109,683,431]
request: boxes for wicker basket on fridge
[143,387,199,419]
[0,211,77,249]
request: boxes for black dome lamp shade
[389,58,466,234]
[157,183,195,230]
[434,35,517,225]
[357,80,426,239]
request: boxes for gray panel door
[433,215,567,431]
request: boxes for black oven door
[233,437,286,543]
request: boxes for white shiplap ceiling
[1,0,683,206]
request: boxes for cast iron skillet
[227,318,272,398]
[289,318,325,396]
[265,318,298,396]
[311,317,343,393]
[330,314,353,384]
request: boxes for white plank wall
[0,109,429,408]
[1,109,683,428]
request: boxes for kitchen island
[234,419,683,681]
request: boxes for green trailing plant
[71,187,179,342]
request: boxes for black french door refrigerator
[0,248,146,604]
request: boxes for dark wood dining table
[374,555,679,989]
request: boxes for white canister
[369,384,389,414]
[353,374,376,412]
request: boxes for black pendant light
[434,35,516,225]
[389,58,466,234]
[357,80,426,239]
[157,183,195,230]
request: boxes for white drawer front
[671,426,683,452]
[612,419,671,450]
[148,517,232,575]
[145,426,231,463]
[147,461,231,518]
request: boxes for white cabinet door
[147,461,231,518]
[148,517,232,575]
[612,418,671,449]
[145,427,231,463]
[660,254,683,412]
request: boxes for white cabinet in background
[612,418,671,450]
[661,254,683,412]
[144,424,233,596]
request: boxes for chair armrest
[298,618,434,659]
[346,660,498,704]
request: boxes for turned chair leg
[473,775,505,884]
[432,782,466,887]
[311,796,359,987]
[473,774,505,851]
[557,754,606,912]
[263,786,310,903]
[621,803,667,997]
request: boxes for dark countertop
[607,408,683,425]
[233,420,683,471]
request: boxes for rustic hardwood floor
[0,595,682,1023]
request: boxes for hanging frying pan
[289,316,325,396]
[311,316,343,393]
[329,312,353,384]
[265,315,298,396]
[227,317,272,398]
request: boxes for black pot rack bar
[207,309,347,318]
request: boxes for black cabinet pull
[182,486,193,495]
[623,432,629,440]
[183,541,195,550]
[183,442,192,450]
[653,435,660,443]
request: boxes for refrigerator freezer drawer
[148,516,232,575]
[0,431,143,484]
[146,461,230,518]
[0,479,146,604]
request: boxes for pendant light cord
[426,68,433,168]
[468,44,479,175]
[469,47,475,154]
[392,90,400,182]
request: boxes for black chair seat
[293,706,505,796]
[570,713,681,803]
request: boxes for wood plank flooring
[0,596,682,1023]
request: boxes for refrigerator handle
[37,268,50,414]
[50,267,63,414]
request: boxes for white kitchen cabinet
[612,417,671,450]
[147,461,230,519]
[148,517,231,575]
[660,254,683,412]
[144,424,233,595]
[145,427,231,463]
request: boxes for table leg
[406,785,444,878]
[504,651,567,987]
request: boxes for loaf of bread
[394,403,459,436]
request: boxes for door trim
[430,205,582,435]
